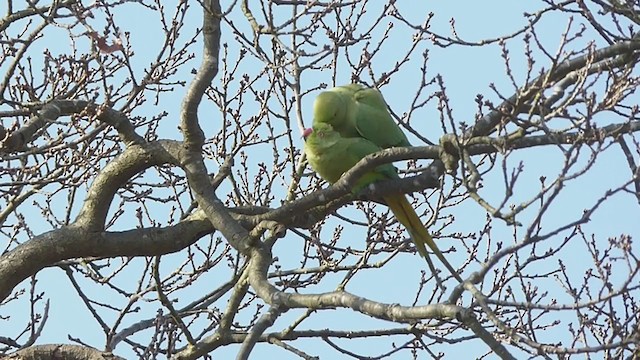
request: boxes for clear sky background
[1,1,638,359]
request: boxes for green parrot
[303,123,462,282]
[312,84,411,149]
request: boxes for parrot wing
[350,87,411,148]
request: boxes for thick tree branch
[74,140,181,230]
[470,35,640,137]
[179,0,221,149]
[0,100,143,153]
[247,244,465,323]
[6,344,125,360]
[0,216,212,302]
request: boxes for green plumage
[304,122,397,191]
[312,84,411,149]
[303,123,462,282]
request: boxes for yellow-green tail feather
[383,194,463,283]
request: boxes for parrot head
[312,91,347,127]
[302,123,340,148]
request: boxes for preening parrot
[312,84,411,149]
[303,123,462,282]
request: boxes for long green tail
[383,194,463,283]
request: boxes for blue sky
[1,1,638,359]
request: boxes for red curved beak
[302,127,313,139]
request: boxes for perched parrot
[303,123,462,282]
[312,84,411,149]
